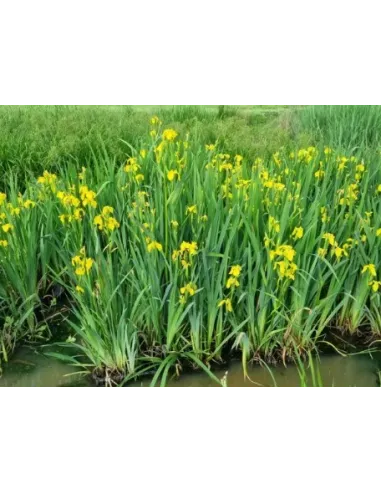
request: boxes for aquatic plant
[1,113,381,385]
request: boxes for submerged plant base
[90,352,312,387]
[322,325,381,354]
[77,329,381,387]
[92,367,126,387]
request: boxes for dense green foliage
[0,105,292,184]
[295,105,381,150]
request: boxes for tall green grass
[0,105,292,185]
[295,105,381,150]
[0,105,139,179]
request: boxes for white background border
[1,0,381,104]
[1,1,381,490]
[2,390,380,491]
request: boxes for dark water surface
[0,347,379,387]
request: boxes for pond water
[0,347,85,387]
[0,347,380,387]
